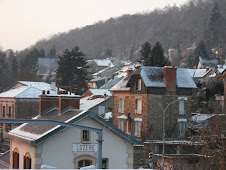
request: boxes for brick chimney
[59,95,80,115]
[127,68,133,76]
[164,66,177,94]
[39,95,59,116]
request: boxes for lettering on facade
[72,144,98,153]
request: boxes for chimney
[59,95,81,115]
[127,68,133,76]
[74,88,78,95]
[39,95,59,116]
[164,66,177,94]
[47,90,50,94]
[105,76,108,84]
[42,90,45,95]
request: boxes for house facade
[6,94,141,169]
[110,66,197,140]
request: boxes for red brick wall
[59,96,80,114]
[113,92,148,138]
[82,90,93,98]
[164,66,177,94]
[39,96,59,115]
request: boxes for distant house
[88,77,110,89]
[100,77,122,89]
[37,58,58,75]
[6,94,141,169]
[92,66,120,79]
[0,81,62,133]
[197,57,221,69]
[187,68,213,83]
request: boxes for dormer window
[137,79,141,91]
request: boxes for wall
[16,98,39,118]
[147,95,192,140]
[113,92,148,139]
[37,117,134,169]
[89,97,113,115]
[10,140,36,169]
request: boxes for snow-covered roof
[89,89,112,96]
[0,86,29,98]
[100,77,122,89]
[104,112,112,120]
[80,96,111,110]
[141,67,197,88]
[187,69,211,78]
[109,76,131,91]
[92,65,115,76]
[94,59,114,67]
[191,114,214,123]
[18,81,55,90]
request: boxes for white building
[6,94,141,169]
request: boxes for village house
[187,68,214,83]
[110,66,197,141]
[0,81,63,135]
[5,93,141,169]
[81,89,113,120]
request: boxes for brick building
[110,66,197,140]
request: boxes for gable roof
[89,78,111,89]
[89,89,112,96]
[100,77,122,89]
[94,59,114,67]
[7,109,141,146]
[80,96,111,110]
[141,66,197,89]
[187,69,212,78]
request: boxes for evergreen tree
[150,41,168,67]
[48,45,56,58]
[195,41,210,59]
[11,55,19,73]
[140,42,151,65]
[56,46,88,94]
[0,51,9,75]
[21,48,46,74]
[205,2,226,48]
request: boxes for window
[78,160,92,168]
[118,119,124,131]
[23,152,31,169]
[137,79,142,91]
[3,106,5,117]
[179,122,185,137]
[102,159,108,169]
[82,130,90,142]
[179,100,185,115]
[178,118,187,137]
[118,99,124,113]
[135,120,142,137]
[8,106,11,117]
[13,148,19,169]
[135,99,142,114]
[98,106,105,115]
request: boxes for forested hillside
[17,0,226,60]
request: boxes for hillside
[15,0,226,60]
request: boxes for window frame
[82,130,90,143]
[8,106,11,117]
[2,106,5,117]
[102,158,108,169]
[135,120,142,137]
[118,119,124,131]
[118,98,124,113]
[135,99,142,114]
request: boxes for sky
[0,0,188,51]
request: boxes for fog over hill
[17,0,226,60]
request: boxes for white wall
[38,117,134,169]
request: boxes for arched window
[13,148,19,169]
[78,160,92,168]
[23,152,31,169]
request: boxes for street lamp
[150,98,186,170]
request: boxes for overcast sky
[0,0,188,51]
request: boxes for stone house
[110,66,197,140]
[6,94,141,169]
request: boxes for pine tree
[11,56,19,73]
[150,41,168,67]
[48,45,56,58]
[0,51,9,75]
[140,42,151,66]
[205,2,226,48]
[56,46,88,94]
